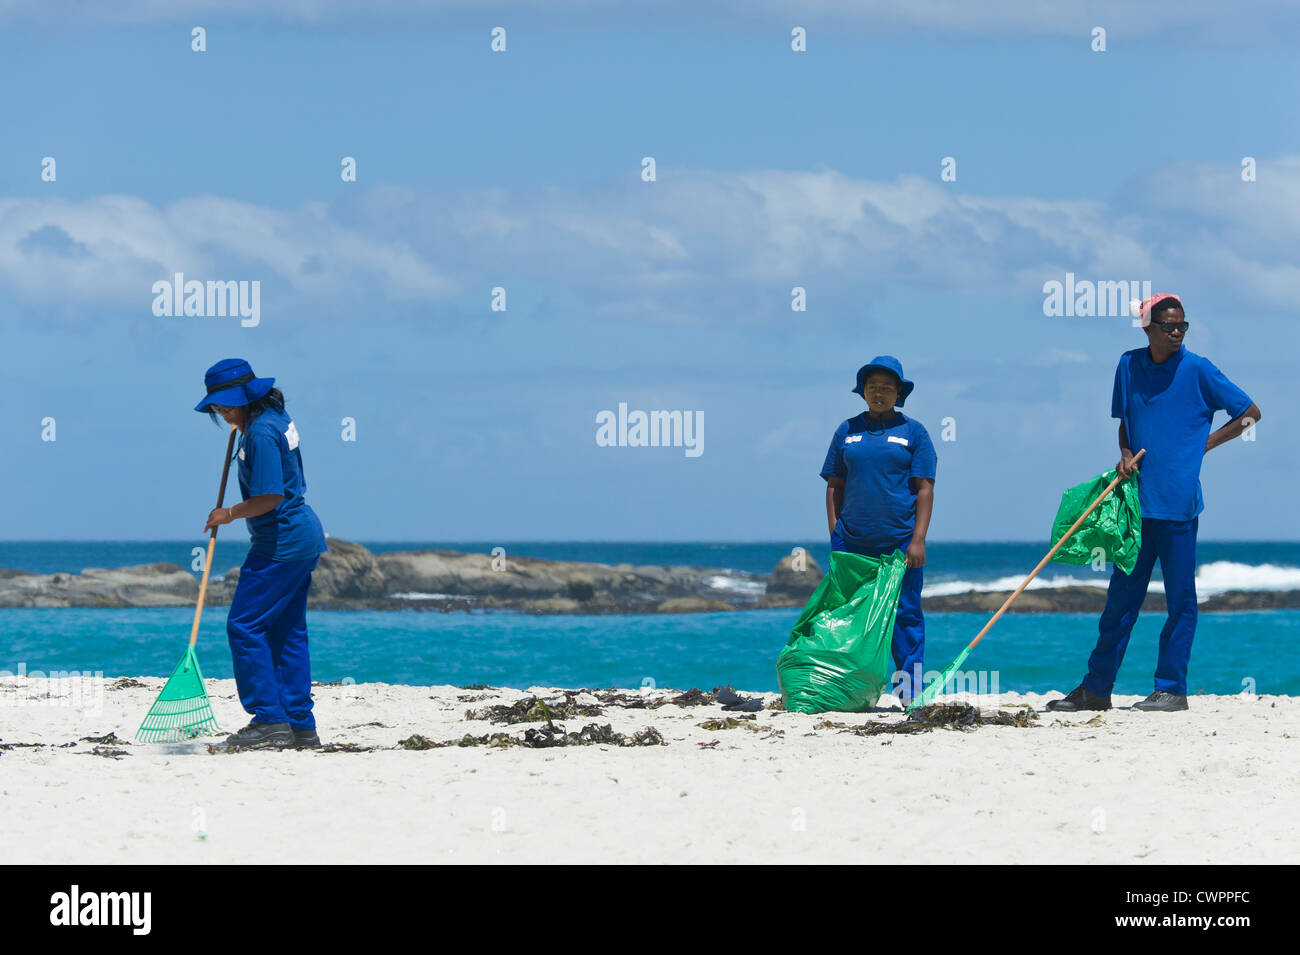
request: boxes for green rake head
[135,645,221,743]
[906,645,973,713]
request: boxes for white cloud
[0,194,453,308]
[4,156,1299,320]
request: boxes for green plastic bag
[776,550,908,713]
[1049,468,1142,575]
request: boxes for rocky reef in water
[0,541,1294,614]
[0,541,818,614]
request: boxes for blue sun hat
[194,358,275,412]
[852,355,915,406]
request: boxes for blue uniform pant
[831,531,924,703]
[227,553,319,730]
[1083,517,1198,697]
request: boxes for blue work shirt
[820,411,938,553]
[236,407,327,562]
[1112,346,1252,521]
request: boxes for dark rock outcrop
[2,542,1293,615]
[758,552,824,607]
[0,563,199,608]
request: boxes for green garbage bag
[776,550,908,713]
[1049,468,1142,574]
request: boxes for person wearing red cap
[1049,295,1261,713]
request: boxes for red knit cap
[1129,293,1183,327]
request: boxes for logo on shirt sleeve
[238,448,245,461]
[844,435,863,444]
[285,421,300,450]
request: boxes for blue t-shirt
[237,407,327,561]
[820,411,938,553]
[1111,347,1252,521]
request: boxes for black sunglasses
[1150,320,1189,334]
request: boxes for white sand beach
[2,678,1296,864]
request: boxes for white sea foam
[922,575,1109,598]
[922,561,1300,600]
[387,592,473,601]
[1195,561,1300,595]
[704,574,766,596]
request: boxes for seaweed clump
[852,702,1038,737]
[82,746,130,759]
[666,688,714,707]
[584,687,723,710]
[697,715,757,731]
[465,694,604,724]
[453,722,665,749]
[80,732,125,745]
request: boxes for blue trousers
[1083,517,1198,697]
[831,531,924,703]
[227,553,319,730]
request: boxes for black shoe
[1132,691,1189,712]
[225,721,294,748]
[1045,684,1112,712]
[292,728,322,749]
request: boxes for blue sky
[2,2,1297,542]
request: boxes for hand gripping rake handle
[189,425,238,648]
[965,447,1146,654]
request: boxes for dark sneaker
[225,721,294,748]
[1132,691,1189,712]
[292,729,322,749]
[1045,684,1112,712]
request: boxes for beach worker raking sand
[820,356,936,706]
[1048,295,1262,713]
[196,359,329,748]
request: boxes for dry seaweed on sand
[396,734,442,750]
[697,715,757,730]
[667,688,715,707]
[452,722,666,749]
[588,689,654,709]
[814,719,851,730]
[584,687,716,710]
[109,678,146,690]
[465,694,604,724]
[79,732,126,745]
[81,746,130,759]
[1050,713,1106,728]
[318,742,379,753]
[979,708,1039,728]
[851,702,1039,736]
[451,731,520,749]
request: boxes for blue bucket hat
[195,358,275,412]
[852,355,915,406]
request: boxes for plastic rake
[906,449,1147,712]
[136,425,238,743]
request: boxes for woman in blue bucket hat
[819,356,936,707]
[196,359,328,749]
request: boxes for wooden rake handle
[966,448,1146,652]
[188,425,239,648]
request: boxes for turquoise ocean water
[3,541,1299,695]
